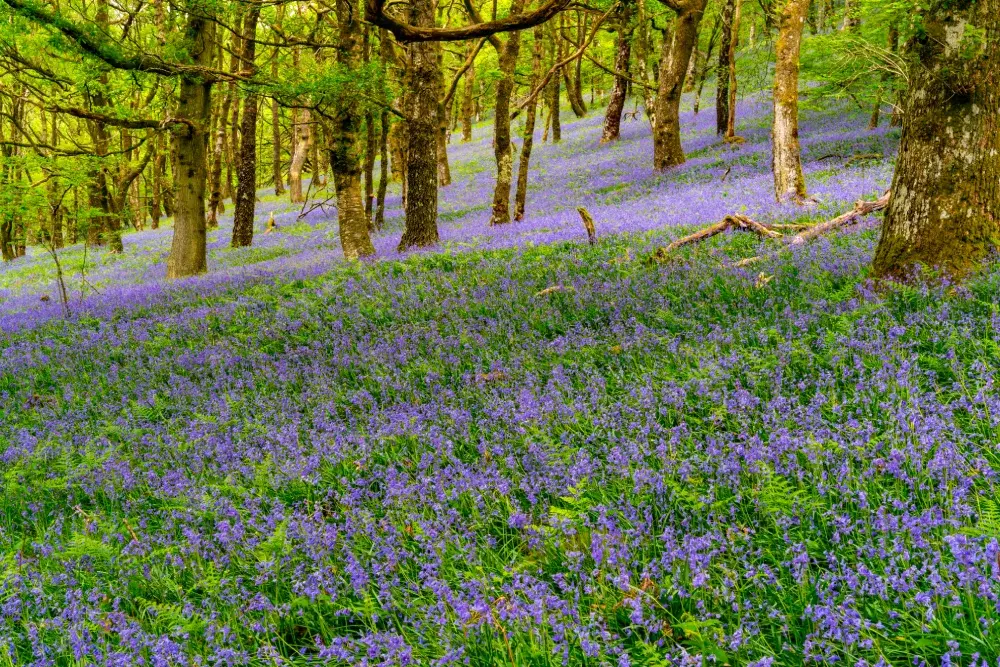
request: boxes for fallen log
[734,191,891,266]
[649,192,891,265]
[652,214,783,261]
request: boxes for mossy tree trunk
[231,0,262,248]
[716,0,738,135]
[271,38,285,196]
[436,45,452,188]
[873,0,1000,281]
[488,0,525,227]
[165,9,215,279]
[634,0,657,129]
[601,10,632,143]
[461,47,476,142]
[375,109,390,229]
[330,0,376,259]
[549,22,562,143]
[515,27,544,220]
[398,0,440,251]
[771,0,809,203]
[651,0,708,171]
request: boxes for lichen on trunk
[165,10,215,279]
[873,0,1000,281]
[771,0,809,203]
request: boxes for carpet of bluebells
[3,95,1000,666]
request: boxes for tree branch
[511,1,618,119]
[365,0,573,43]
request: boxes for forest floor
[3,97,1000,665]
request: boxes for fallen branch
[734,191,891,266]
[844,152,883,168]
[649,192,891,265]
[652,214,782,260]
[786,191,890,246]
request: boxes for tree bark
[601,12,632,143]
[873,0,999,281]
[150,133,164,229]
[331,0,376,259]
[515,27,544,220]
[375,109,390,229]
[365,113,378,223]
[232,1,262,248]
[398,0,440,251]
[634,0,656,129]
[771,0,809,203]
[165,10,215,279]
[724,0,741,139]
[288,106,311,203]
[549,23,562,143]
[716,0,738,135]
[651,0,707,171]
[489,1,525,227]
[207,116,225,228]
[271,42,285,195]
[288,49,310,203]
[436,44,452,187]
[461,43,476,142]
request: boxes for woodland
[0,0,999,663]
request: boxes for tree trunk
[549,23,562,143]
[150,133,164,229]
[436,45,452,188]
[634,0,656,129]
[561,35,587,117]
[398,0,440,251]
[207,117,225,228]
[289,107,311,203]
[232,1,262,248]
[489,4,525,227]
[461,44,476,142]
[724,0,741,139]
[271,44,284,195]
[165,10,215,279]
[601,14,632,143]
[223,29,241,201]
[375,109,390,229]
[515,27,544,220]
[330,0,376,259]
[771,0,809,203]
[872,0,999,281]
[692,13,721,115]
[716,0,738,135]
[288,48,310,203]
[365,113,378,223]
[651,0,707,171]
[46,113,64,248]
[573,12,587,110]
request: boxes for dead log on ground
[649,192,891,265]
[651,214,782,261]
